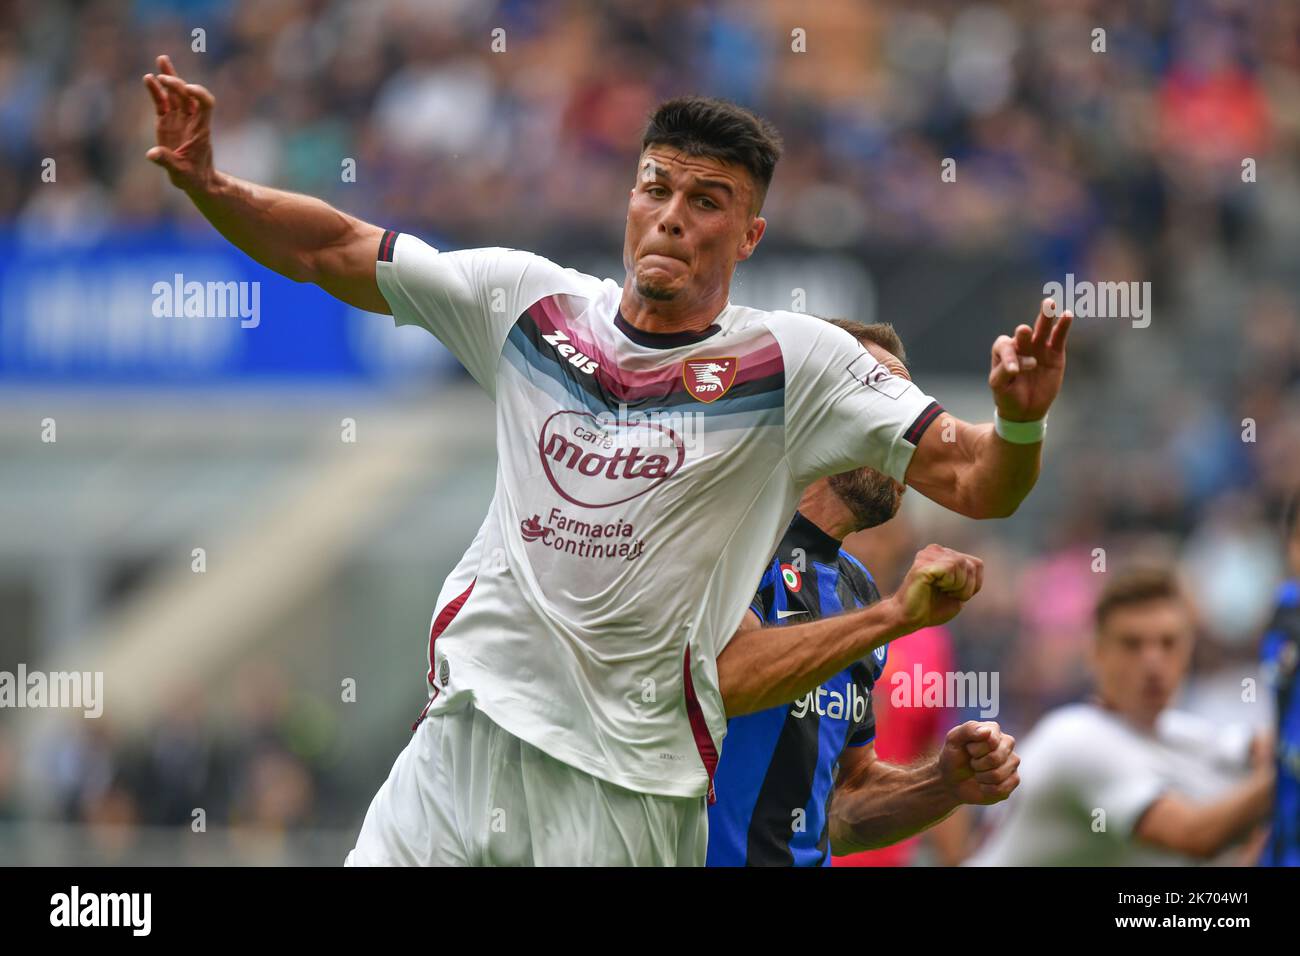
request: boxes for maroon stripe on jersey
[425,578,476,688]
[682,648,719,805]
[904,400,944,445]
[527,296,784,401]
[378,229,398,262]
[410,692,437,732]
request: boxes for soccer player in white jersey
[968,568,1273,866]
[143,55,1071,865]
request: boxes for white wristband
[994,411,1046,444]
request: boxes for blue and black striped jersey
[1261,579,1300,867]
[706,510,887,867]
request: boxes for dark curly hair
[641,96,784,213]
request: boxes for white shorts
[345,700,708,866]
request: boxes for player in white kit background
[968,568,1273,866]
[143,54,1072,865]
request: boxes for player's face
[1093,599,1194,724]
[623,147,765,305]
[827,343,910,531]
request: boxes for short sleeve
[749,561,778,625]
[769,315,943,486]
[1068,724,1165,838]
[1090,774,1166,838]
[846,697,876,747]
[374,232,545,395]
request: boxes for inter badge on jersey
[683,358,738,403]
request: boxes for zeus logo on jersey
[541,329,599,374]
[790,681,870,722]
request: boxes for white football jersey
[376,231,942,799]
[967,703,1255,866]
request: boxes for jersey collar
[787,510,843,564]
[613,309,723,350]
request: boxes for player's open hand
[142,55,216,193]
[939,720,1020,806]
[989,298,1072,422]
[892,544,983,631]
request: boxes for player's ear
[737,216,766,261]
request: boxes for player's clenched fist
[938,720,1020,806]
[142,54,216,193]
[890,543,983,631]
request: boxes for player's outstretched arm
[904,299,1072,519]
[143,55,389,314]
[827,722,1019,854]
[1133,765,1273,859]
[718,545,983,717]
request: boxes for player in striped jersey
[708,322,1020,866]
[1261,490,1300,866]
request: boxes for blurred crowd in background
[1,0,1298,862]
[5,0,1299,257]
[0,661,351,863]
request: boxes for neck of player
[796,482,858,543]
[617,278,730,337]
